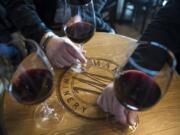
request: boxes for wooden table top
[3,32,180,135]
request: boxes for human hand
[45,35,87,68]
[97,83,138,126]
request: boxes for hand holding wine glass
[45,34,86,68]
[97,83,138,126]
[97,41,177,132]
[63,0,96,72]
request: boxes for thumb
[128,111,138,126]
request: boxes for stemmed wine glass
[63,0,96,73]
[0,39,64,129]
[113,41,176,132]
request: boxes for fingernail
[82,58,87,64]
[130,120,136,126]
[129,116,138,126]
[96,95,101,105]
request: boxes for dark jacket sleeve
[6,0,51,43]
[93,0,114,33]
[139,0,180,72]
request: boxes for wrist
[40,32,56,52]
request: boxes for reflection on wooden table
[4,32,180,135]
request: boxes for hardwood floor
[114,22,140,39]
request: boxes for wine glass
[0,39,64,129]
[113,41,176,132]
[63,0,96,73]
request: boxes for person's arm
[93,0,115,33]
[6,0,86,68]
[7,0,51,43]
[139,0,180,72]
[95,14,115,33]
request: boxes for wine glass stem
[42,102,54,117]
[78,44,83,52]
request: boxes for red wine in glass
[10,69,53,105]
[114,70,161,111]
[63,0,96,73]
[64,21,95,44]
[0,39,64,129]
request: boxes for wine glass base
[125,115,139,135]
[34,99,64,130]
[106,113,139,135]
[127,122,139,134]
[71,63,86,73]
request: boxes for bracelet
[40,32,55,52]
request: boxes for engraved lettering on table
[67,97,74,103]
[91,59,101,67]
[57,58,118,119]
[82,106,87,112]
[73,103,79,110]
[90,59,112,69]
[62,78,70,89]
[64,91,71,96]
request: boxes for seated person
[97,0,180,126]
[0,0,115,68]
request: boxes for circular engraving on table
[57,58,118,119]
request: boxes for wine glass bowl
[114,41,177,111]
[65,20,95,44]
[114,69,162,111]
[63,0,96,72]
[112,41,177,134]
[0,39,64,129]
[9,40,54,105]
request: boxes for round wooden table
[3,32,180,135]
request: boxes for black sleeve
[139,0,180,72]
[6,0,51,43]
[93,0,115,33]
[95,14,114,33]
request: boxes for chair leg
[140,6,149,33]
[119,1,128,23]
